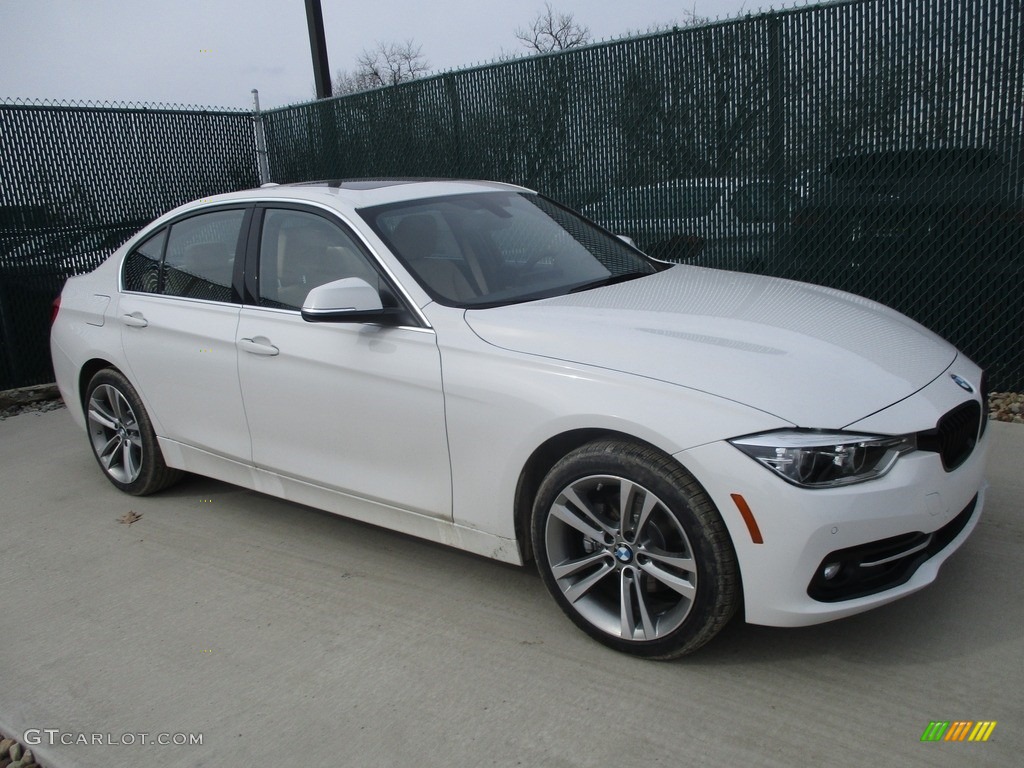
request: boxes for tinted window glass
[362,192,656,307]
[257,209,382,310]
[162,210,245,301]
[122,229,167,293]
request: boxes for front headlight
[729,430,917,488]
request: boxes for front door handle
[238,336,280,356]
[121,312,148,328]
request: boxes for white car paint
[51,179,988,639]
[235,305,451,519]
[463,266,956,428]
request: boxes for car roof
[176,178,534,215]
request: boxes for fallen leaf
[118,510,142,525]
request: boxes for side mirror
[300,278,400,323]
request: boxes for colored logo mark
[950,374,974,393]
[921,721,997,742]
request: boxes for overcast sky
[1,0,768,110]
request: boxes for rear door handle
[121,312,148,328]
[238,337,280,356]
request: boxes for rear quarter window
[121,209,246,301]
[122,229,167,293]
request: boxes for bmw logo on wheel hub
[614,544,634,564]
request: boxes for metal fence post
[768,11,787,270]
[252,89,271,185]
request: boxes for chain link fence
[2,0,1022,391]
[0,101,258,388]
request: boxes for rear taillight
[50,295,61,326]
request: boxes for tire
[531,439,739,659]
[84,368,182,496]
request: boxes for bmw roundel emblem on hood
[951,374,974,393]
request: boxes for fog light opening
[822,562,842,581]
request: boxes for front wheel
[531,440,739,659]
[84,368,182,495]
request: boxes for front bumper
[677,421,988,627]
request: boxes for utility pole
[251,89,271,184]
[305,0,332,99]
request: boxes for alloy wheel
[544,474,699,642]
[87,383,144,484]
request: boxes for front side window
[361,192,658,308]
[256,209,383,310]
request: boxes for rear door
[119,207,251,462]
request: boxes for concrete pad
[1,409,1021,767]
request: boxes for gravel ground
[0,384,63,421]
[0,398,66,420]
[0,731,42,768]
[989,391,1024,423]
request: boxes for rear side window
[123,229,167,293]
[121,209,245,301]
[163,210,245,301]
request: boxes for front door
[235,206,452,519]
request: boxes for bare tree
[516,3,590,53]
[332,40,429,94]
[331,69,369,96]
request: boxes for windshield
[360,191,658,307]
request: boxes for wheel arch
[78,357,121,410]
[78,363,183,495]
[523,433,744,657]
[513,428,701,564]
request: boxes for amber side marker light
[731,493,764,544]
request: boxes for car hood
[463,266,956,428]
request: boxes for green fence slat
[2,0,1022,391]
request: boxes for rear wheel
[532,440,739,658]
[84,369,181,495]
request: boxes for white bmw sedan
[51,180,988,658]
